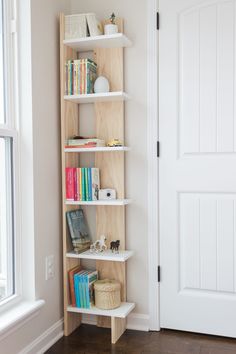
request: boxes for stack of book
[66,209,91,253]
[65,58,97,95]
[66,167,100,201]
[68,266,98,308]
[65,138,105,149]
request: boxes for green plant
[109,12,116,25]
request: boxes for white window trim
[0,0,45,338]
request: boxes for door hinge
[157,266,161,282]
[157,141,160,157]
[156,12,159,30]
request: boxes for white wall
[69,0,149,315]
[0,0,69,353]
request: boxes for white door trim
[147,0,160,331]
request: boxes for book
[76,168,81,201]
[65,14,87,40]
[81,168,86,201]
[73,167,78,201]
[68,265,81,307]
[85,271,98,308]
[65,138,105,147]
[66,167,74,200]
[91,168,100,201]
[85,168,89,201]
[66,209,91,253]
[86,13,103,37]
[88,168,92,201]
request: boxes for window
[0,0,18,306]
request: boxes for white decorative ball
[94,76,110,93]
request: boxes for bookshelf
[60,14,134,344]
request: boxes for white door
[160,0,236,337]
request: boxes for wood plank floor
[45,324,236,354]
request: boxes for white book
[86,13,103,37]
[65,14,87,39]
[91,168,100,201]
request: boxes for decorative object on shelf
[99,189,116,200]
[104,13,118,35]
[110,240,120,253]
[94,76,110,93]
[90,235,108,253]
[94,279,121,310]
[86,13,103,37]
[107,139,123,147]
[66,209,91,253]
[65,14,87,39]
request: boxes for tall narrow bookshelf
[59,13,134,344]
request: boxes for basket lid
[94,279,121,291]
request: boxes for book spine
[65,62,68,95]
[80,59,83,94]
[79,168,82,201]
[85,168,89,201]
[71,61,74,95]
[76,168,80,201]
[88,168,92,201]
[78,59,80,94]
[83,59,86,94]
[79,273,85,308]
[74,274,80,308]
[92,168,100,201]
[73,167,77,201]
[81,168,86,201]
[66,167,74,200]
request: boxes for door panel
[160,0,236,337]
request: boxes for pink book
[73,168,78,201]
[66,167,74,200]
[76,168,81,201]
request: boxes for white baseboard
[18,319,63,354]
[82,313,150,332]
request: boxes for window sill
[0,299,45,341]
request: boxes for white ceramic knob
[94,76,110,93]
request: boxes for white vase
[104,24,118,35]
[94,76,110,93]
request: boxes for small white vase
[94,76,110,93]
[104,24,118,35]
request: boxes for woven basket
[94,279,121,310]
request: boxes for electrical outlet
[45,255,55,280]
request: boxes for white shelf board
[64,91,129,104]
[65,199,132,206]
[63,33,132,52]
[64,146,130,153]
[66,249,134,262]
[67,302,135,318]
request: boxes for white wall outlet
[45,255,55,280]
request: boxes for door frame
[147,0,160,331]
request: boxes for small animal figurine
[110,240,120,253]
[90,235,107,253]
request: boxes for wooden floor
[45,324,236,354]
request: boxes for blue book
[74,273,81,308]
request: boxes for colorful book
[91,168,100,201]
[85,168,89,201]
[68,265,81,307]
[88,168,92,201]
[76,168,80,201]
[66,167,74,200]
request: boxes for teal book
[74,273,81,308]
[81,168,86,201]
[78,271,86,308]
[85,168,89,201]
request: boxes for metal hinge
[157,266,161,282]
[156,12,159,30]
[157,141,160,157]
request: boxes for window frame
[0,0,22,311]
